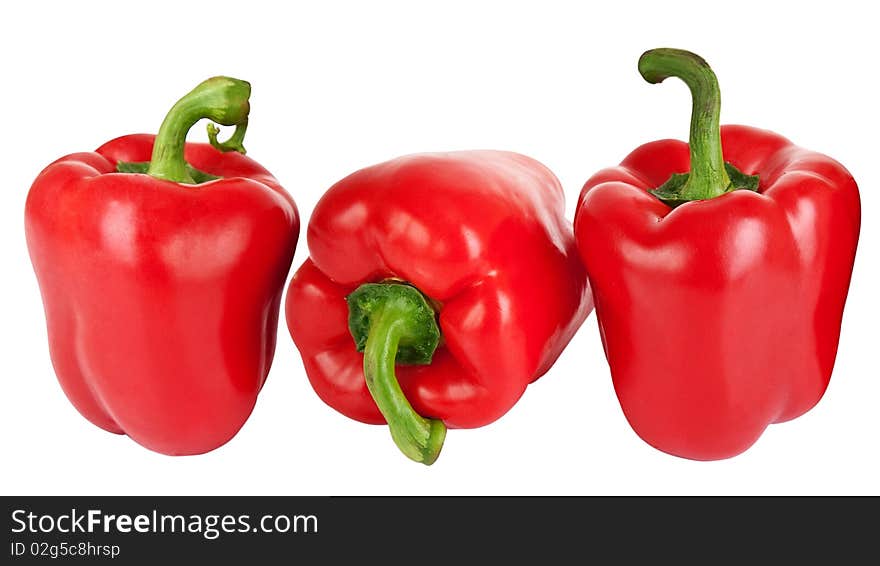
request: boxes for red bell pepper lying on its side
[286,151,592,464]
[25,78,299,455]
[574,49,860,460]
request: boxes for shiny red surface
[25,134,299,455]
[286,151,592,428]
[574,125,860,460]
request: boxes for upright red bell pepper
[25,77,299,455]
[574,49,860,460]
[286,151,592,464]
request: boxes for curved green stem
[146,76,251,183]
[347,283,445,465]
[364,303,446,465]
[638,49,759,207]
[639,48,729,201]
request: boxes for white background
[1,1,876,495]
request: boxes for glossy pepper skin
[286,151,592,463]
[25,78,299,455]
[574,49,860,460]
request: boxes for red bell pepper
[25,77,299,455]
[286,151,592,464]
[574,49,860,460]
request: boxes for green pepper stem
[146,77,251,183]
[362,298,446,465]
[639,48,730,200]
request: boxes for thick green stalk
[639,48,758,206]
[347,283,445,465]
[144,76,251,183]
